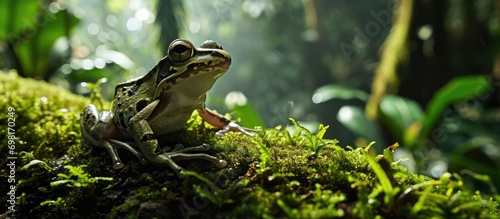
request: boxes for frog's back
[112,74,157,137]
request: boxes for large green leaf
[14,9,79,78]
[0,0,41,40]
[420,75,490,141]
[379,94,423,142]
[231,102,265,128]
[286,120,320,134]
[222,91,264,128]
[312,84,369,103]
[68,68,114,83]
[448,136,500,190]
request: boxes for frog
[80,39,253,178]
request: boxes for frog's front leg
[128,100,227,177]
[197,106,255,136]
[81,105,146,169]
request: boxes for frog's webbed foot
[158,143,185,154]
[197,107,256,136]
[81,104,147,169]
[100,140,146,169]
[215,121,256,136]
[159,143,227,178]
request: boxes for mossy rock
[1,71,499,218]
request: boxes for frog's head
[154,39,231,98]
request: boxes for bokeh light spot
[126,17,142,31]
[189,21,201,33]
[135,8,150,21]
[225,91,248,109]
[106,15,118,26]
[88,23,99,35]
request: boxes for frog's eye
[200,40,223,50]
[168,39,194,62]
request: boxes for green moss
[1,71,499,218]
[0,71,94,161]
[50,165,113,187]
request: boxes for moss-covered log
[1,71,498,218]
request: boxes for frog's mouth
[169,67,228,97]
[155,50,231,98]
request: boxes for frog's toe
[217,122,256,136]
[173,143,185,151]
[113,162,124,169]
[158,146,171,154]
[201,143,211,150]
[215,159,227,168]
[215,128,229,136]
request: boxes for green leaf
[277,199,298,218]
[223,92,264,128]
[289,118,312,136]
[286,120,320,134]
[231,103,265,128]
[68,68,114,83]
[14,9,80,78]
[316,123,328,139]
[312,84,369,103]
[448,136,500,190]
[451,201,484,214]
[410,185,433,215]
[255,139,272,169]
[22,159,52,171]
[182,171,219,190]
[362,148,399,204]
[337,106,386,147]
[420,75,489,142]
[0,0,41,40]
[380,94,423,141]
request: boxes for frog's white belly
[147,91,202,135]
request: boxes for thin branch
[366,0,414,120]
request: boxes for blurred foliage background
[1,0,499,195]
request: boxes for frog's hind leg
[99,140,125,169]
[109,139,148,165]
[80,110,123,169]
[98,140,147,169]
[167,143,227,168]
[154,143,228,178]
